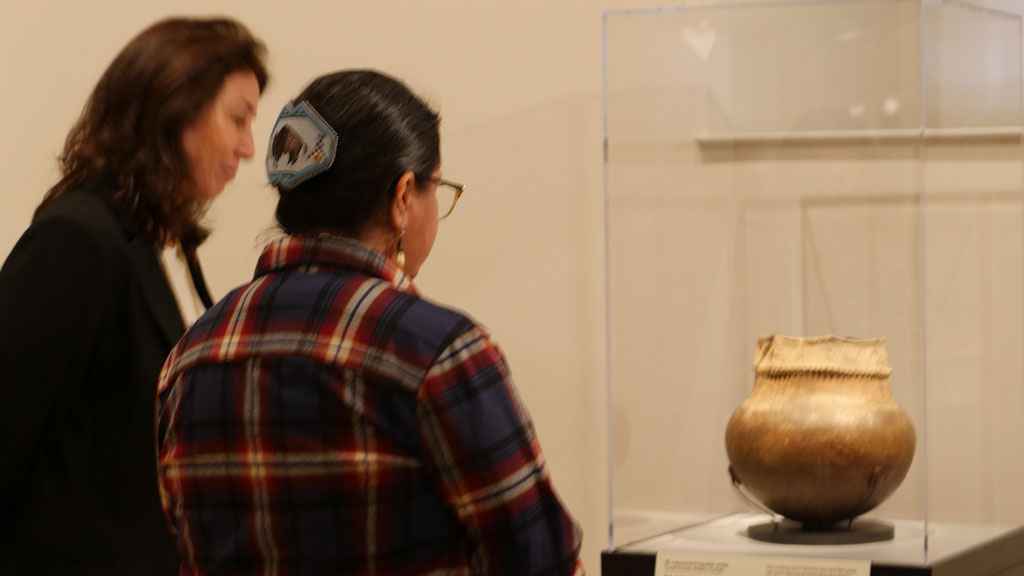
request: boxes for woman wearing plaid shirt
[156,69,584,575]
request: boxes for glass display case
[602,1,1024,574]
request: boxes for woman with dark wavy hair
[0,17,268,576]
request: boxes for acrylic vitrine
[602,1,1024,574]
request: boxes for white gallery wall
[1,1,661,571]
[2,0,1023,572]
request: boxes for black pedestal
[746,518,895,545]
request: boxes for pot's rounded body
[725,335,916,528]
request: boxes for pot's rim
[758,334,885,346]
[754,334,891,376]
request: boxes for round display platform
[747,518,895,545]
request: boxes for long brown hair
[38,17,269,245]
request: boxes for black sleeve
[0,216,118,506]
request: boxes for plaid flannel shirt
[156,234,583,575]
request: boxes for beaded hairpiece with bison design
[266,100,338,191]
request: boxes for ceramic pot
[725,335,916,529]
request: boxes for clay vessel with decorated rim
[725,334,916,529]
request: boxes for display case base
[603,512,1024,576]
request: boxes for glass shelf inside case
[602,1,1024,574]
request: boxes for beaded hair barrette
[265,100,338,191]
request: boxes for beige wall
[1,0,688,571]
[3,0,1023,571]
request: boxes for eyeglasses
[433,177,465,221]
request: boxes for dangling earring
[395,229,406,269]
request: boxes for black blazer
[0,184,212,575]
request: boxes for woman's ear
[389,171,416,230]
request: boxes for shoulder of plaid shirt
[155,236,585,575]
